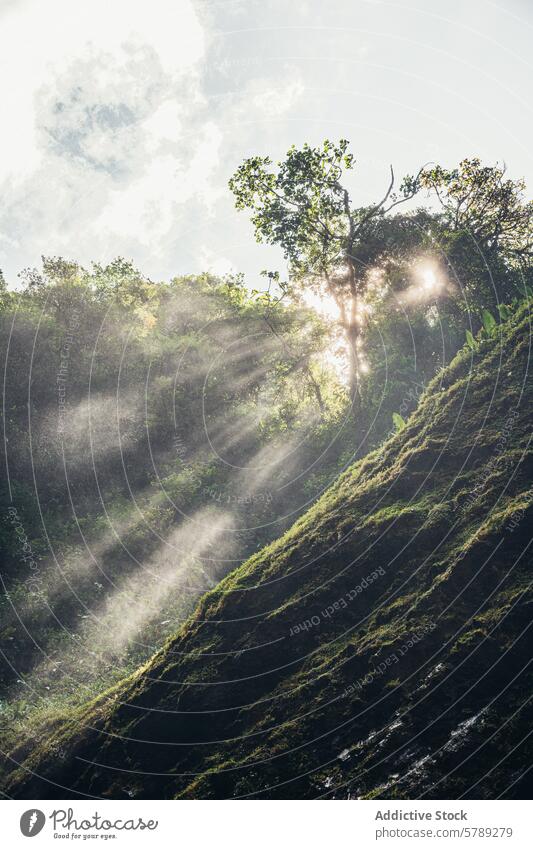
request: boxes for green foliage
[420,158,533,309]
[392,412,406,431]
[420,158,532,264]
[482,308,497,337]
[464,291,533,350]
[465,329,476,350]
[6,302,532,801]
[230,144,532,408]
[229,139,355,270]
[2,142,532,794]
[497,303,512,321]
[0,256,351,717]
[229,139,423,399]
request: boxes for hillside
[0,268,349,710]
[4,303,533,800]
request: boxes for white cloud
[95,122,224,246]
[198,248,236,278]
[0,0,531,289]
[0,0,305,282]
[250,79,305,118]
[0,0,208,274]
[143,101,184,152]
[0,0,204,181]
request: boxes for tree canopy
[229,139,423,405]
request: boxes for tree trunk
[344,256,362,411]
[346,322,361,411]
[305,365,326,415]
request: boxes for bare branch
[352,165,395,236]
[382,164,426,215]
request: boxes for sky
[0,0,531,287]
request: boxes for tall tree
[420,158,533,307]
[229,139,422,408]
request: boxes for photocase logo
[20,809,46,837]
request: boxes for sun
[421,267,438,292]
[409,261,444,299]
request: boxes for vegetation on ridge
[3,300,532,800]
[1,142,532,800]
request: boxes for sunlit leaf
[482,309,496,336]
[392,412,406,431]
[497,304,511,321]
[465,329,476,350]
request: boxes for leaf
[392,412,406,432]
[482,309,497,336]
[465,329,476,350]
[497,303,511,321]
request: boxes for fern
[465,329,476,350]
[482,309,497,337]
[392,412,406,432]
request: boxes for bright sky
[0,0,531,287]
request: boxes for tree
[0,269,8,310]
[229,139,422,409]
[420,159,533,307]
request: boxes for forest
[1,144,532,799]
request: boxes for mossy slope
[4,306,533,800]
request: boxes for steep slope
[4,304,533,800]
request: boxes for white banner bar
[1,799,531,848]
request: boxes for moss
[3,303,533,800]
